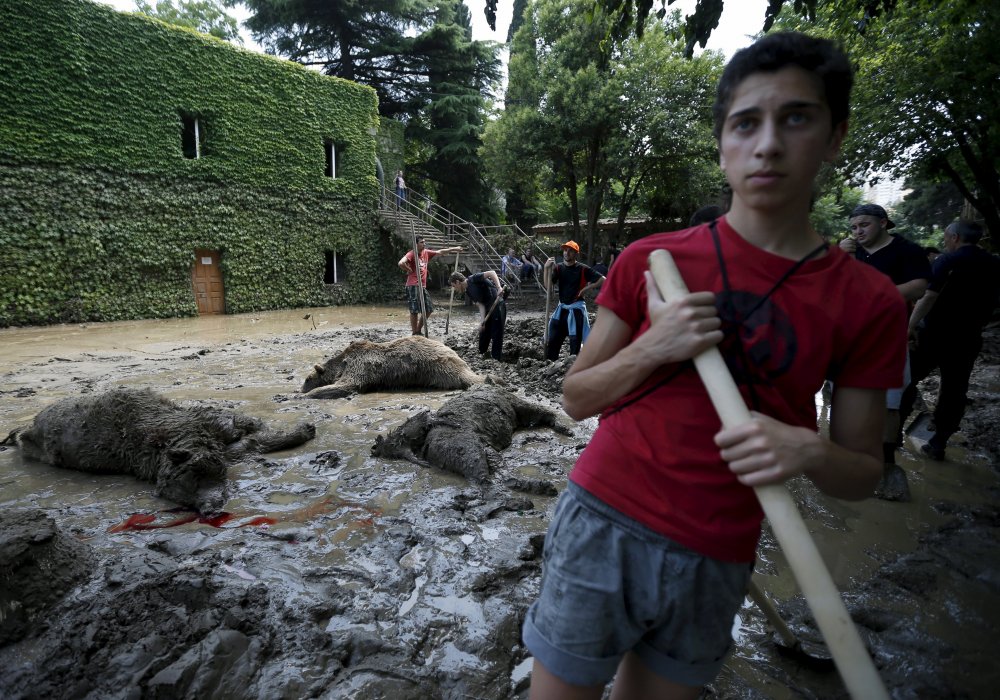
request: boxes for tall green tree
[483,0,898,55]
[843,1,1000,238]
[769,0,1000,239]
[136,0,242,42]
[235,0,500,222]
[236,0,435,119]
[411,2,501,221]
[483,0,722,257]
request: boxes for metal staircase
[377,183,551,292]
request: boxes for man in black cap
[840,203,931,500]
[900,220,1000,461]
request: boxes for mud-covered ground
[1,291,998,700]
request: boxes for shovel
[748,578,834,671]
[648,250,888,700]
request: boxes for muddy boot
[874,463,911,502]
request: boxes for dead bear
[371,385,571,483]
[2,388,316,513]
[301,335,486,399]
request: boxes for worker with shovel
[398,235,463,336]
[523,32,906,700]
[448,269,508,360]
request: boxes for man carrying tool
[542,240,605,360]
[449,269,507,360]
[398,236,463,336]
[524,32,906,700]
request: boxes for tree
[843,1,1000,239]
[135,0,242,43]
[410,2,501,221]
[236,0,501,222]
[767,0,1000,239]
[237,0,436,119]
[483,0,722,258]
[894,178,965,243]
[483,0,898,56]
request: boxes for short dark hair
[689,204,725,227]
[448,271,466,284]
[415,235,425,244]
[946,220,984,244]
[713,32,853,140]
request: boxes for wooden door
[191,249,225,315]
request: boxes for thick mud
[1,294,998,699]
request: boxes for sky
[97,0,770,59]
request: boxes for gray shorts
[522,483,752,688]
[406,285,433,315]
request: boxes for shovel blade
[905,411,935,442]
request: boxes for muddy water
[2,304,999,699]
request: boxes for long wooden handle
[648,249,888,700]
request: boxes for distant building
[862,174,911,208]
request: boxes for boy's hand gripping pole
[648,249,889,700]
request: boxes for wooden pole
[445,251,460,335]
[411,221,429,338]
[648,249,888,700]
[542,262,553,349]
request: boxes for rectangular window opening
[325,141,344,178]
[324,250,348,284]
[181,114,205,159]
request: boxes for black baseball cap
[850,203,895,229]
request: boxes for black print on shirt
[715,290,796,383]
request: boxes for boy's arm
[714,386,883,500]
[562,271,722,420]
[398,252,413,272]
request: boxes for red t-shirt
[402,249,439,287]
[570,218,907,562]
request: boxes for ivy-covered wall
[0,0,397,326]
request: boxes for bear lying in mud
[2,388,316,513]
[371,385,572,483]
[301,335,485,399]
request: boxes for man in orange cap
[543,240,605,360]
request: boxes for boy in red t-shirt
[397,235,463,335]
[523,32,906,699]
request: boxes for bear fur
[2,388,315,512]
[301,335,485,399]
[371,385,571,483]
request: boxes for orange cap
[561,240,580,253]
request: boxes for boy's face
[719,66,846,213]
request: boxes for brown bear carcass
[2,388,316,512]
[301,335,485,399]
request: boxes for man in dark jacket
[900,220,1000,460]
